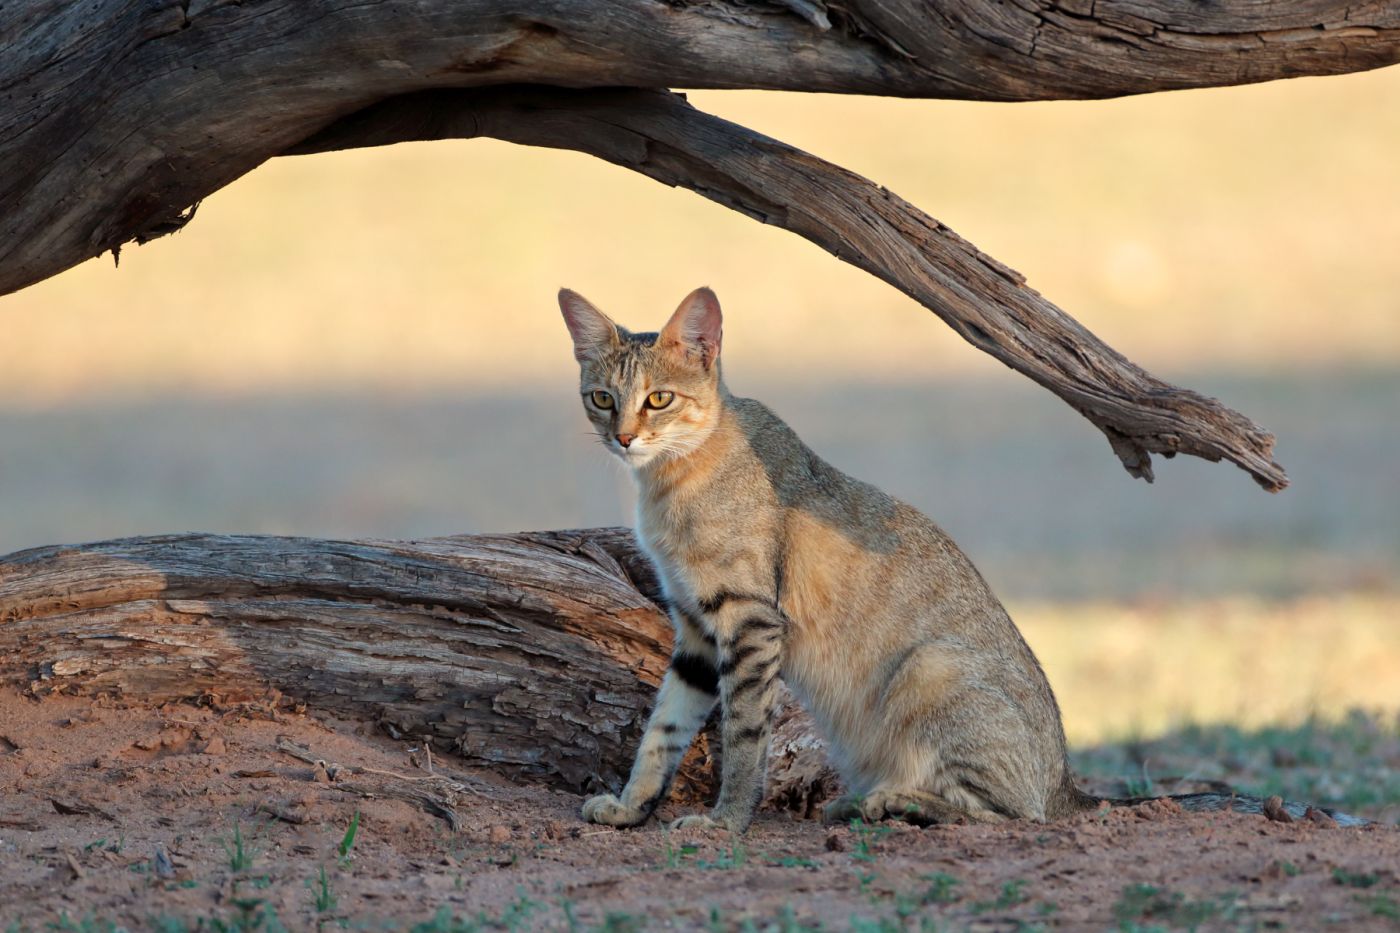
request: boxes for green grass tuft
[337,810,360,865]
[1332,868,1381,889]
[1112,883,1234,932]
[222,823,256,873]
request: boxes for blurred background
[3,67,1398,805]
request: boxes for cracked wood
[0,529,686,795]
[0,529,833,810]
[3,0,1396,296]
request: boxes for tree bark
[0,529,673,792]
[0,528,836,810]
[5,3,1387,486]
[3,0,1394,297]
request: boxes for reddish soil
[1,689,1397,931]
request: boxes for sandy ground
[2,690,1398,932]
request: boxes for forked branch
[292,87,1288,490]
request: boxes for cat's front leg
[582,615,718,828]
[670,597,785,833]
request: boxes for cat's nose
[616,433,636,448]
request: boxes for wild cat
[559,286,1364,832]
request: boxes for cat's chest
[635,490,740,602]
[635,496,707,592]
[635,481,774,609]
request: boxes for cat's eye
[590,390,615,409]
[645,391,675,410]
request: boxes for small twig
[357,765,463,787]
[274,737,320,765]
[255,801,307,825]
[333,781,462,832]
[271,737,483,831]
[51,798,115,821]
[158,717,203,727]
[277,736,485,792]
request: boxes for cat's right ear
[558,289,620,362]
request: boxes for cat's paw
[581,793,648,828]
[825,789,982,827]
[822,794,867,825]
[667,813,725,832]
[668,810,751,833]
[823,790,923,825]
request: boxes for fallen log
[0,529,834,811]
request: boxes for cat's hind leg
[828,640,1053,827]
[823,788,1007,827]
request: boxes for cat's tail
[1096,790,1369,827]
[1051,769,1369,826]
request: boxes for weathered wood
[0,528,836,808]
[292,87,1287,490]
[3,2,1385,486]
[0,529,681,792]
[3,0,1395,297]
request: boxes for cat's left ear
[660,287,722,370]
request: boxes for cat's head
[558,287,723,469]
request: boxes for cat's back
[725,394,1018,640]
[736,395,1066,754]
[726,394,960,567]
[653,392,1006,626]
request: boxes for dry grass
[3,68,1399,405]
[1017,594,1400,745]
[1029,596,1400,820]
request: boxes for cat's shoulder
[723,393,801,440]
[724,393,783,424]
[721,392,841,493]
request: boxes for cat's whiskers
[641,436,702,463]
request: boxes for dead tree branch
[3,0,1395,296]
[292,87,1287,489]
[3,0,1385,483]
[0,529,675,793]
